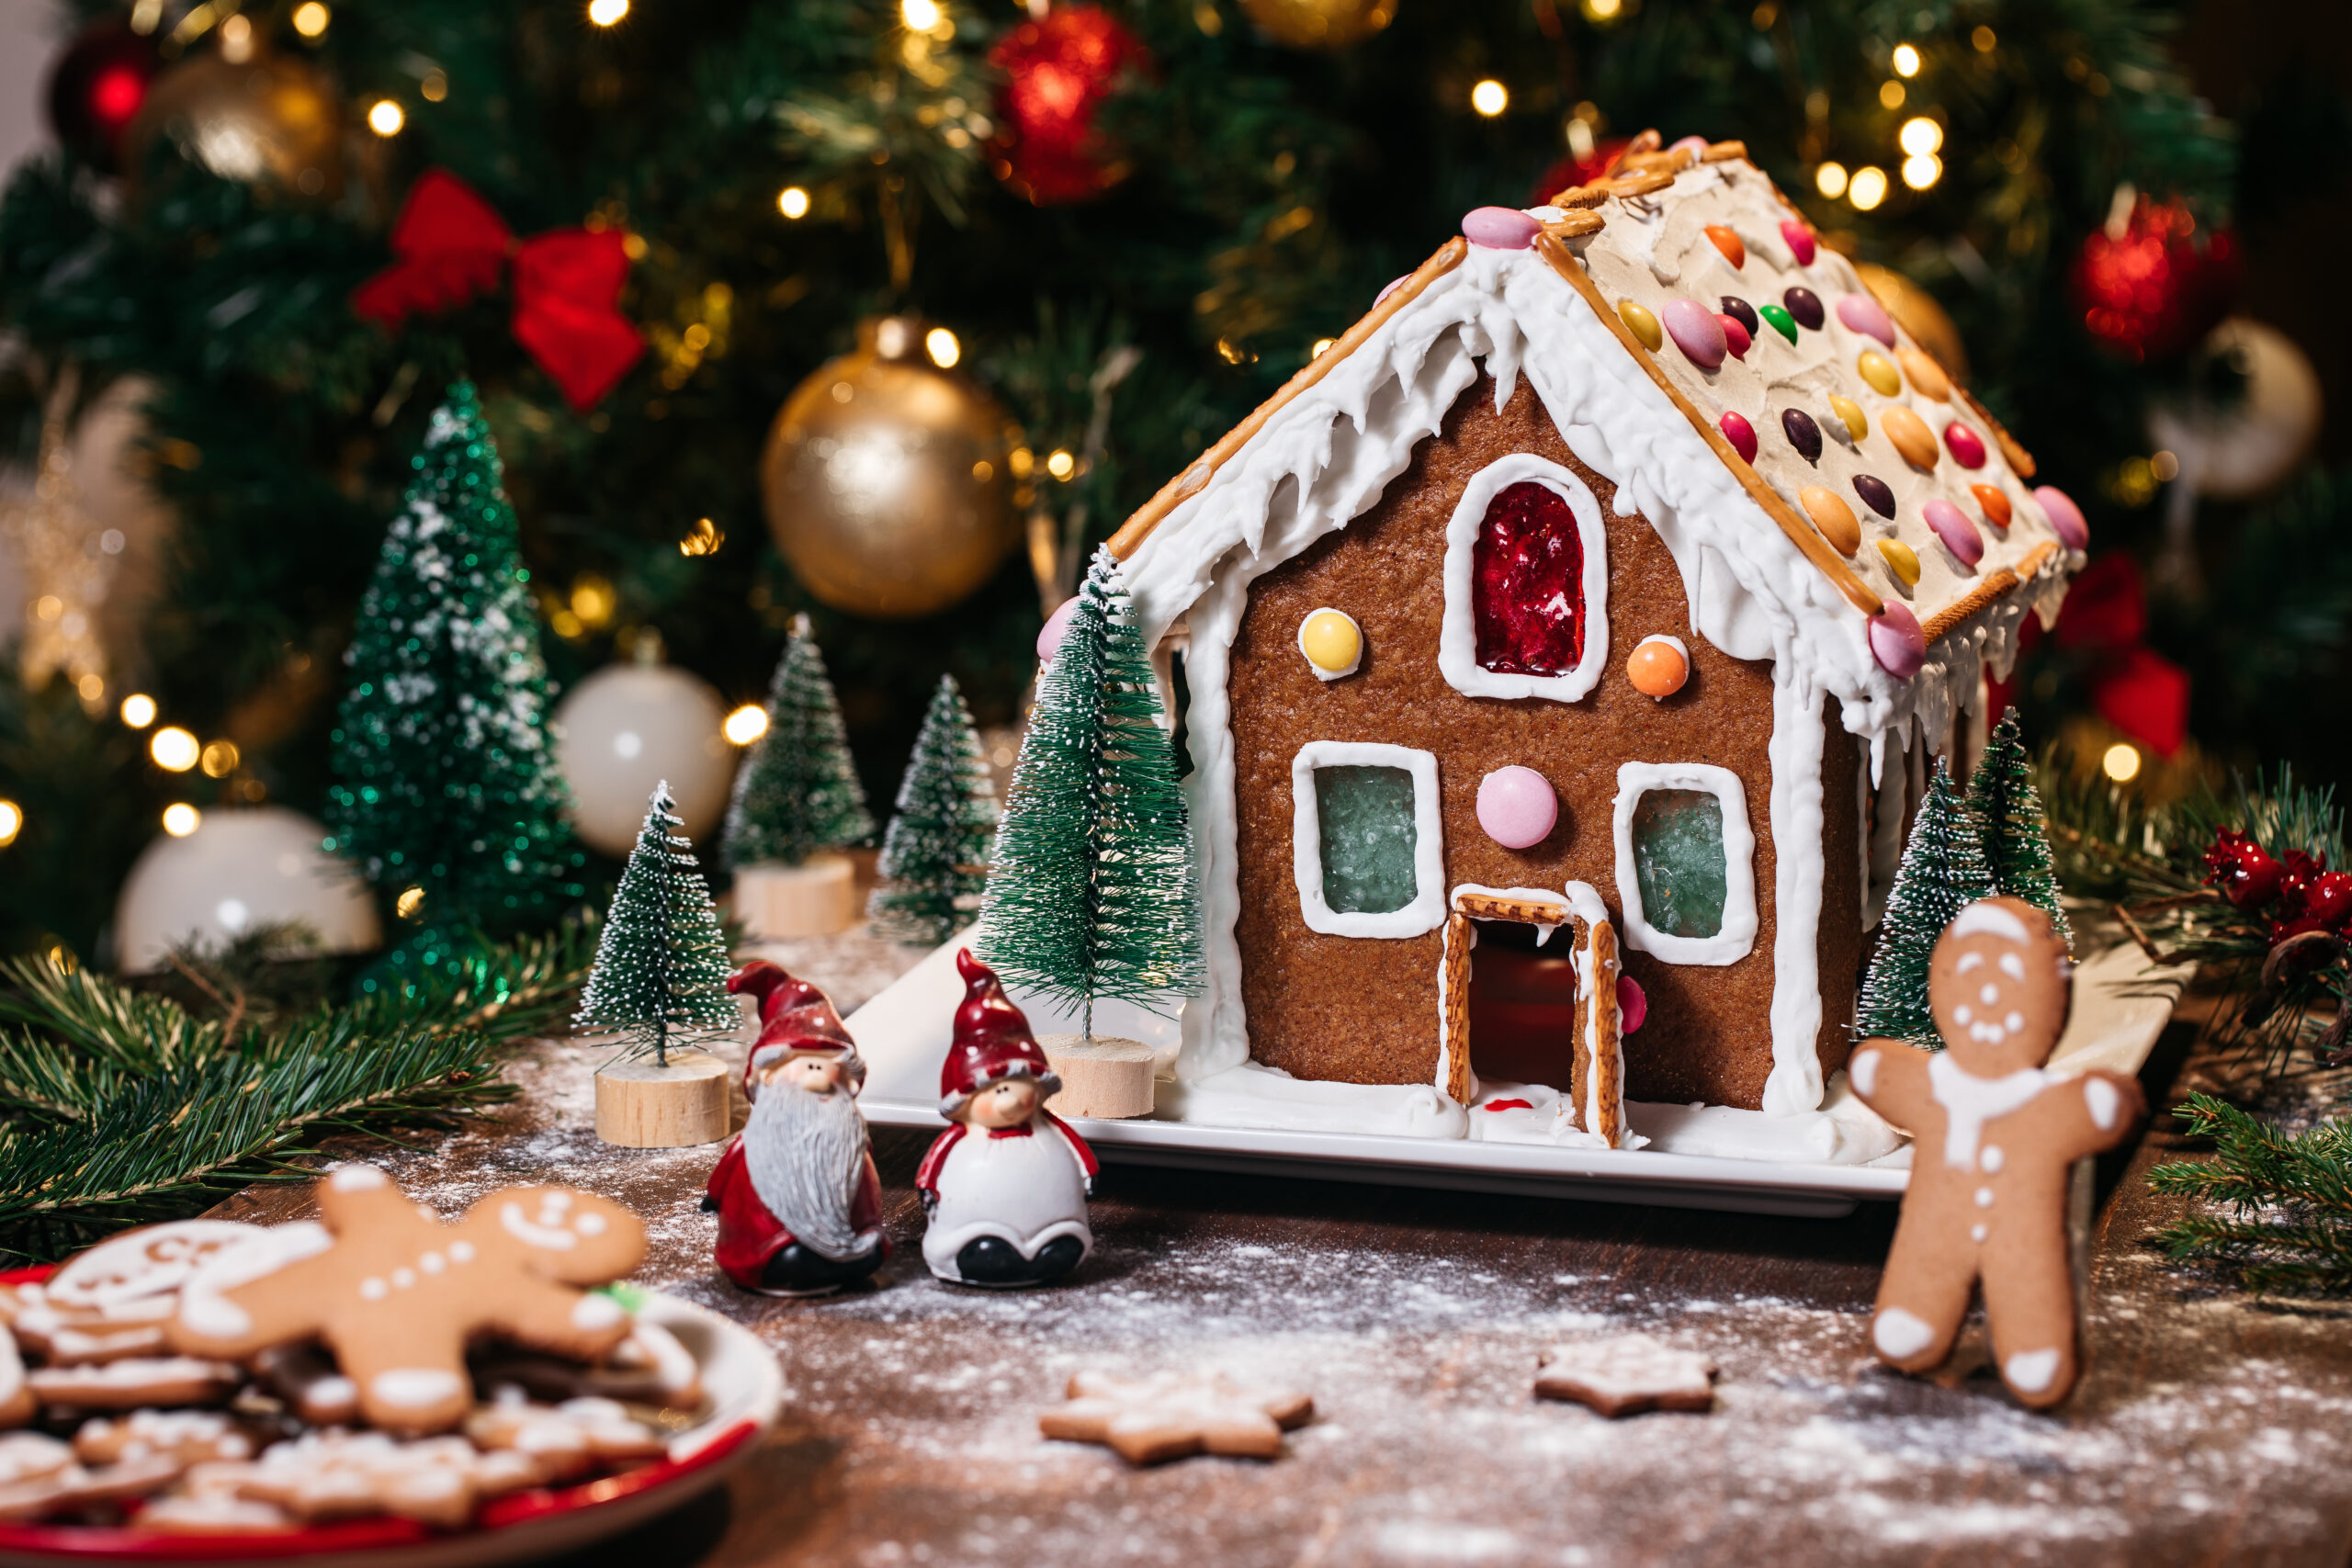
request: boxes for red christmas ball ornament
[2201,828,2281,909]
[2070,197,2239,363]
[988,6,1150,207]
[45,19,162,173]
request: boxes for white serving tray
[845,911,2184,1219]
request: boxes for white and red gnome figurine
[702,962,889,1297]
[914,951,1098,1288]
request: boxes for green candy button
[1758,303,1799,344]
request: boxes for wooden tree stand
[594,1049,732,1147]
[732,855,859,939]
[1038,1034,1156,1120]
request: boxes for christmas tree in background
[868,673,999,947]
[977,547,1202,1039]
[1860,759,1994,1050]
[574,782,737,1066]
[1969,707,2073,951]
[723,616,875,871]
[324,380,582,969]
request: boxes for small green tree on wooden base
[575,782,738,1067]
[326,380,582,965]
[1969,706,2073,951]
[976,547,1204,1040]
[1860,757,1994,1050]
[723,615,875,871]
[869,674,999,946]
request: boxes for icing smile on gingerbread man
[1848,897,2143,1410]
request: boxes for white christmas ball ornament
[114,806,379,974]
[554,660,732,857]
[2148,317,2323,502]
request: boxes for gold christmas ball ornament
[760,317,1021,620]
[1238,0,1398,49]
[1854,263,1967,381]
[122,45,343,201]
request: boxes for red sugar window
[1472,480,1585,677]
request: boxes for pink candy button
[1921,498,1984,567]
[1463,207,1541,250]
[1836,292,1896,345]
[1661,299,1726,370]
[1476,766,1558,850]
[1870,600,1926,680]
[1779,219,1816,266]
[2034,485,2089,550]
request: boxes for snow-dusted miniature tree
[1968,707,2073,951]
[868,674,999,945]
[1860,759,1995,1050]
[723,615,875,869]
[976,547,1204,1039]
[574,782,738,1066]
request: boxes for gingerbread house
[1109,135,2082,1156]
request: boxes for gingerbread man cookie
[1848,897,2145,1409]
[166,1163,645,1435]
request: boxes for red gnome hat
[939,949,1059,1118]
[731,963,863,1100]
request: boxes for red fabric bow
[351,170,643,412]
[1989,553,2189,757]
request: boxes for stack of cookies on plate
[0,1164,701,1533]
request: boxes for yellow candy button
[1827,395,1868,443]
[1299,607,1363,677]
[1878,538,1921,587]
[1857,351,1901,397]
[1896,346,1951,401]
[1881,405,1939,469]
[1798,485,1860,557]
[1618,299,1664,353]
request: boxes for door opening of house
[1464,919,1580,1091]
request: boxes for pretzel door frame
[1439,890,1624,1146]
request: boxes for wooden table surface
[217,933,2352,1568]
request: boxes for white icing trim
[1951,901,2030,942]
[1437,453,1611,703]
[1290,742,1446,939]
[1611,762,1758,966]
[1296,608,1363,682]
[1926,1055,2047,1168]
[1634,632,1688,661]
[1763,672,1827,1115]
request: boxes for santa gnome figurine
[914,951,1098,1288]
[701,962,889,1296]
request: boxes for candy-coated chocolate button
[1758,303,1799,344]
[1626,635,1690,699]
[1476,766,1558,850]
[1827,395,1868,443]
[1837,292,1897,344]
[1922,498,1984,565]
[1944,422,1988,468]
[1780,218,1816,265]
[1896,346,1951,400]
[1618,299,1663,352]
[1799,484,1860,555]
[1662,299,1726,369]
[1298,607,1363,676]
[1970,483,2013,528]
[2034,485,2089,550]
[1852,473,1895,518]
[1717,313,1751,359]
[1781,407,1823,464]
[1881,405,1939,469]
[1782,287,1825,331]
[1870,600,1927,679]
[1877,538,1920,587]
[1463,206,1541,249]
[1703,225,1746,268]
[1718,297,1758,338]
[1719,411,1758,464]
[1857,351,1901,396]
[1618,975,1647,1032]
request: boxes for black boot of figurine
[755,1240,886,1297]
[953,1234,1086,1288]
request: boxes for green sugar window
[1632,788,1728,940]
[1315,765,1420,915]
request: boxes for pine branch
[2148,1092,2352,1296]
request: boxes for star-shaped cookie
[1533,1334,1716,1416]
[1038,1370,1313,1465]
[167,1164,645,1434]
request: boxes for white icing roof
[1114,145,2076,748]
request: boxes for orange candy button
[1896,346,1951,400]
[1627,636,1690,698]
[1798,485,1861,556]
[1881,405,1939,470]
[1703,225,1746,269]
[1970,483,2013,527]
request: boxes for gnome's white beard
[742,1081,877,1261]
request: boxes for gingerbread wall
[1223,374,1862,1111]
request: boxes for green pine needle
[2149,1092,2352,1296]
